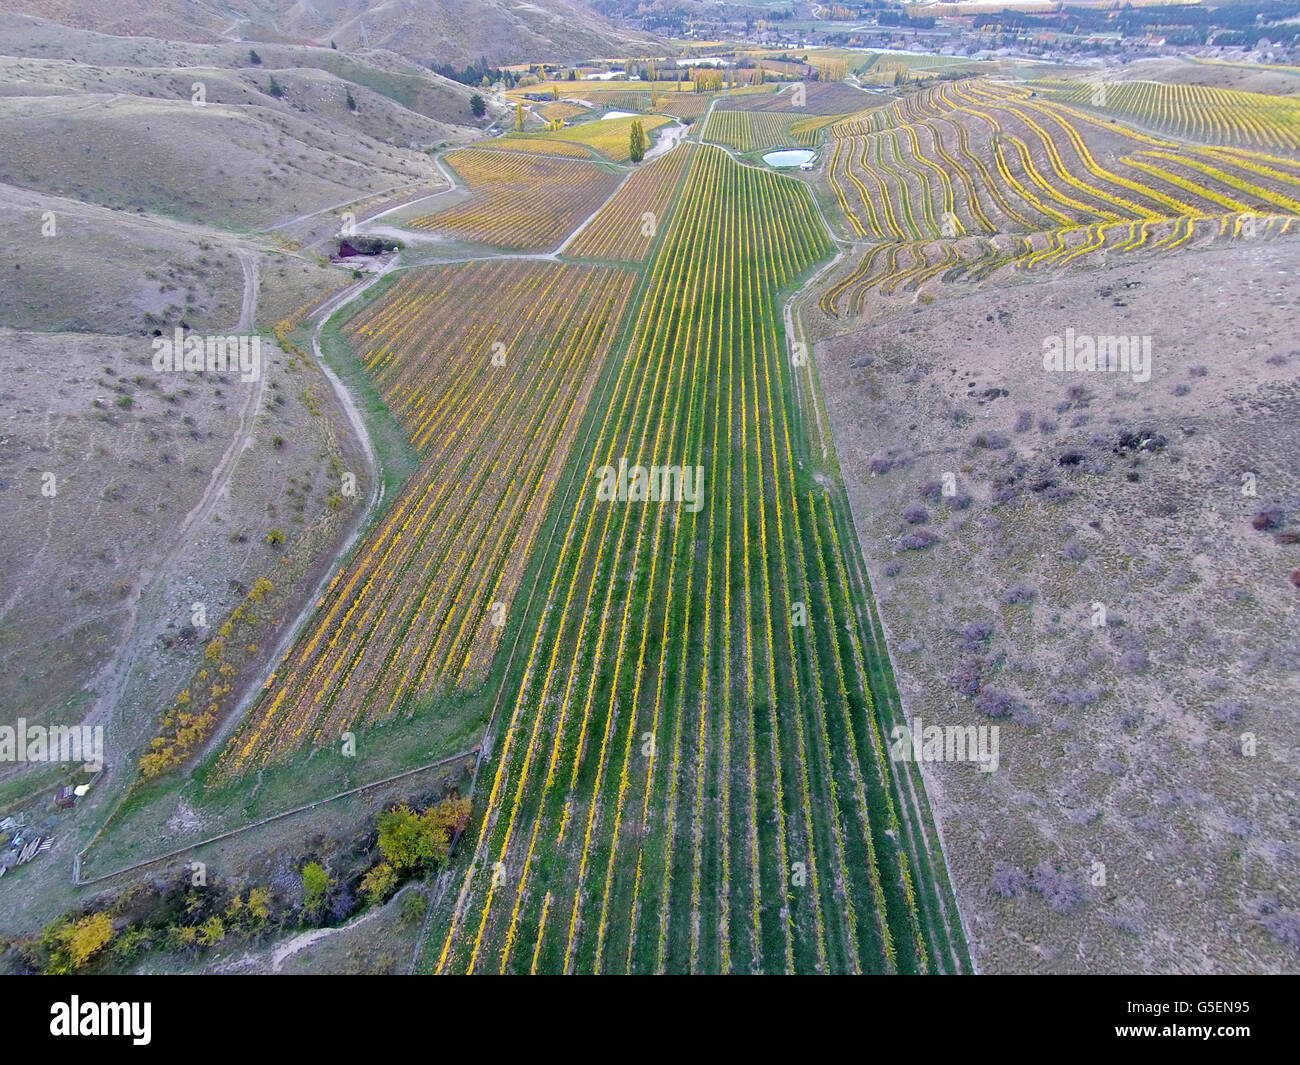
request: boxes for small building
[55,786,77,810]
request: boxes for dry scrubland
[0,323,367,930]
[0,330,236,729]
[0,326,362,740]
[807,73,1300,973]
[0,186,244,334]
[0,184,337,334]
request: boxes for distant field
[704,109,839,152]
[655,92,711,121]
[513,80,773,124]
[526,113,672,163]
[473,135,595,158]
[541,100,589,122]
[717,80,877,116]
[412,148,620,249]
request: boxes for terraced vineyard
[823,80,1300,314]
[411,148,620,249]
[824,211,1295,314]
[1046,78,1300,153]
[428,144,969,974]
[566,142,696,262]
[216,261,637,777]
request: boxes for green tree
[167,924,199,952]
[470,92,486,118]
[399,891,427,926]
[268,75,283,99]
[345,89,356,111]
[302,861,334,917]
[629,119,647,163]
[109,926,150,964]
[376,805,430,871]
[249,49,262,65]
[515,102,525,131]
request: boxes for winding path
[83,247,266,734]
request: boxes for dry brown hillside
[0,0,653,65]
[0,15,495,229]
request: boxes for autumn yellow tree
[377,797,472,873]
[247,886,273,923]
[41,912,113,973]
[361,862,399,905]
